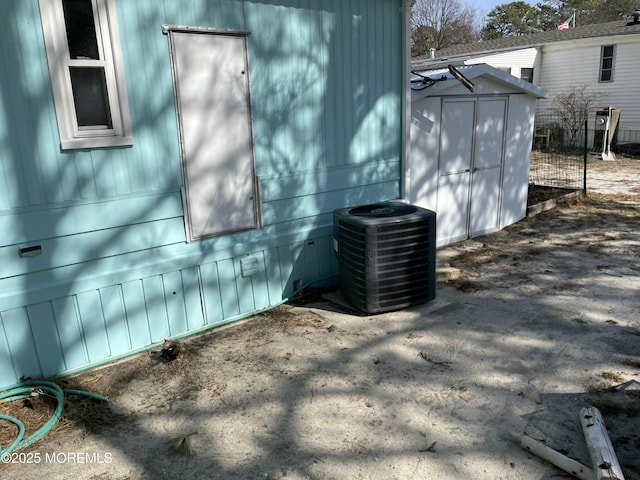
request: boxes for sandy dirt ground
[1,158,639,480]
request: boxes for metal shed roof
[410,63,547,99]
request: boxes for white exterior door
[436,97,505,246]
[469,98,506,237]
[437,99,475,245]
[167,29,258,241]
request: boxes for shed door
[168,30,258,241]
[469,98,506,237]
[437,99,475,245]
[436,97,505,245]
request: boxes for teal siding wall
[0,0,404,388]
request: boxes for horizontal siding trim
[262,180,400,226]
[1,191,183,247]
[1,217,187,278]
[0,222,336,311]
[259,159,401,202]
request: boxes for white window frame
[39,0,133,150]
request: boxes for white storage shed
[407,64,547,247]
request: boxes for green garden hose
[0,380,106,456]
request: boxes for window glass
[520,67,533,83]
[69,67,112,128]
[600,45,614,82]
[62,0,99,60]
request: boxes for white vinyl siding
[39,0,133,149]
[461,47,541,84]
[537,39,640,142]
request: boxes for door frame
[163,25,260,242]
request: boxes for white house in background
[413,13,640,147]
[407,64,547,247]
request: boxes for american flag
[557,14,573,30]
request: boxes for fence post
[583,107,588,195]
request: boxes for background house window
[520,67,534,83]
[599,45,615,82]
[39,0,133,149]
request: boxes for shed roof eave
[411,63,547,100]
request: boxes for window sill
[60,135,134,150]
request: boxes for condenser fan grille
[334,201,436,313]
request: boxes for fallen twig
[418,351,452,368]
[419,441,437,453]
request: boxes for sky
[474,0,534,18]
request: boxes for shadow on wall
[1,0,405,476]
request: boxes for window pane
[600,70,612,82]
[520,68,533,83]
[603,45,614,57]
[63,0,99,59]
[602,58,613,69]
[69,67,112,127]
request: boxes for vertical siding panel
[322,0,338,168]
[120,0,179,194]
[22,0,68,205]
[4,2,46,208]
[91,149,118,197]
[27,302,66,375]
[99,285,131,352]
[344,0,357,165]
[358,0,370,158]
[277,243,296,296]
[142,275,171,341]
[0,313,19,386]
[163,0,201,27]
[121,279,152,346]
[303,240,320,283]
[162,270,189,335]
[199,262,224,325]
[217,259,240,318]
[264,247,285,305]
[1,17,33,207]
[290,241,305,292]
[302,235,334,285]
[71,153,99,199]
[372,0,384,160]
[248,252,271,310]
[181,267,204,330]
[235,257,256,315]
[302,1,325,171]
[335,0,351,167]
[1,307,42,380]
[0,29,17,209]
[316,234,334,280]
[51,296,89,369]
[76,291,111,361]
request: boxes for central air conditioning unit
[333,201,436,314]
